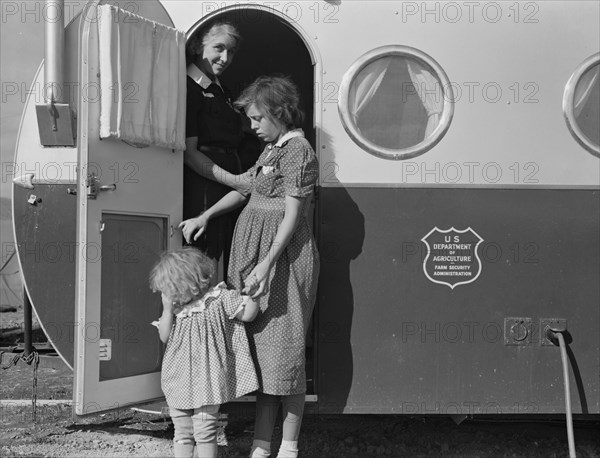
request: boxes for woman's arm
[243,195,306,297]
[158,293,174,344]
[185,137,253,195]
[184,136,234,185]
[178,190,248,244]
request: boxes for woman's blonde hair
[186,21,241,64]
[149,247,214,304]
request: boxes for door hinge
[99,339,112,361]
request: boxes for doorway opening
[187,8,317,395]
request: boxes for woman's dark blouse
[183,71,248,268]
[185,75,243,148]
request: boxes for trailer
[11,0,599,418]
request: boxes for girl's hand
[161,293,185,315]
[178,214,209,244]
[242,260,271,298]
[158,292,176,344]
[161,292,175,313]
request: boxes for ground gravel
[1,312,599,457]
[1,402,599,457]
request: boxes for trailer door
[73,0,183,416]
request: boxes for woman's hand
[178,214,209,244]
[242,260,271,298]
[231,170,255,196]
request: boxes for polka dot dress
[161,285,259,409]
[228,134,320,396]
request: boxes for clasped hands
[241,260,270,298]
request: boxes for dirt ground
[2,309,600,457]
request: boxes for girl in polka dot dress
[150,247,259,458]
[180,76,319,458]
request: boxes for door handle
[85,173,117,199]
[67,182,116,198]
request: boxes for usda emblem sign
[421,227,484,289]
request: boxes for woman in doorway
[180,75,319,458]
[184,21,257,274]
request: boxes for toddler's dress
[159,283,258,409]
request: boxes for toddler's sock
[250,439,271,458]
[276,440,299,458]
[173,440,194,458]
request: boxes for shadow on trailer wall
[317,172,365,413]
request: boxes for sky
[1,1,62,301]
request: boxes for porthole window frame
[338,45,455,161]
[562,52,600,158]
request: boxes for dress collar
[187,63,223,91]
[272,128,304,148]
[175,282,227,318]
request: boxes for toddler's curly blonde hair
[149,247,214,305]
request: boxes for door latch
[85,173,117,199]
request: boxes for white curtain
[406,60,443,138]
[574,65,598,118]
[349,58,392,124]
[152,25,187,149]
[98,4,186,150]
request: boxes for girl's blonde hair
[149,247,214,304]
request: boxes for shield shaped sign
[421,227,484,289]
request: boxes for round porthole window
[338,45,454,160]
[563,53,600,158]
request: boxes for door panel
[99,213,167,381]
[73,1,181,415]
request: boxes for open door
[73,1,184,416]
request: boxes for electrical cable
[548,329,576,458]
